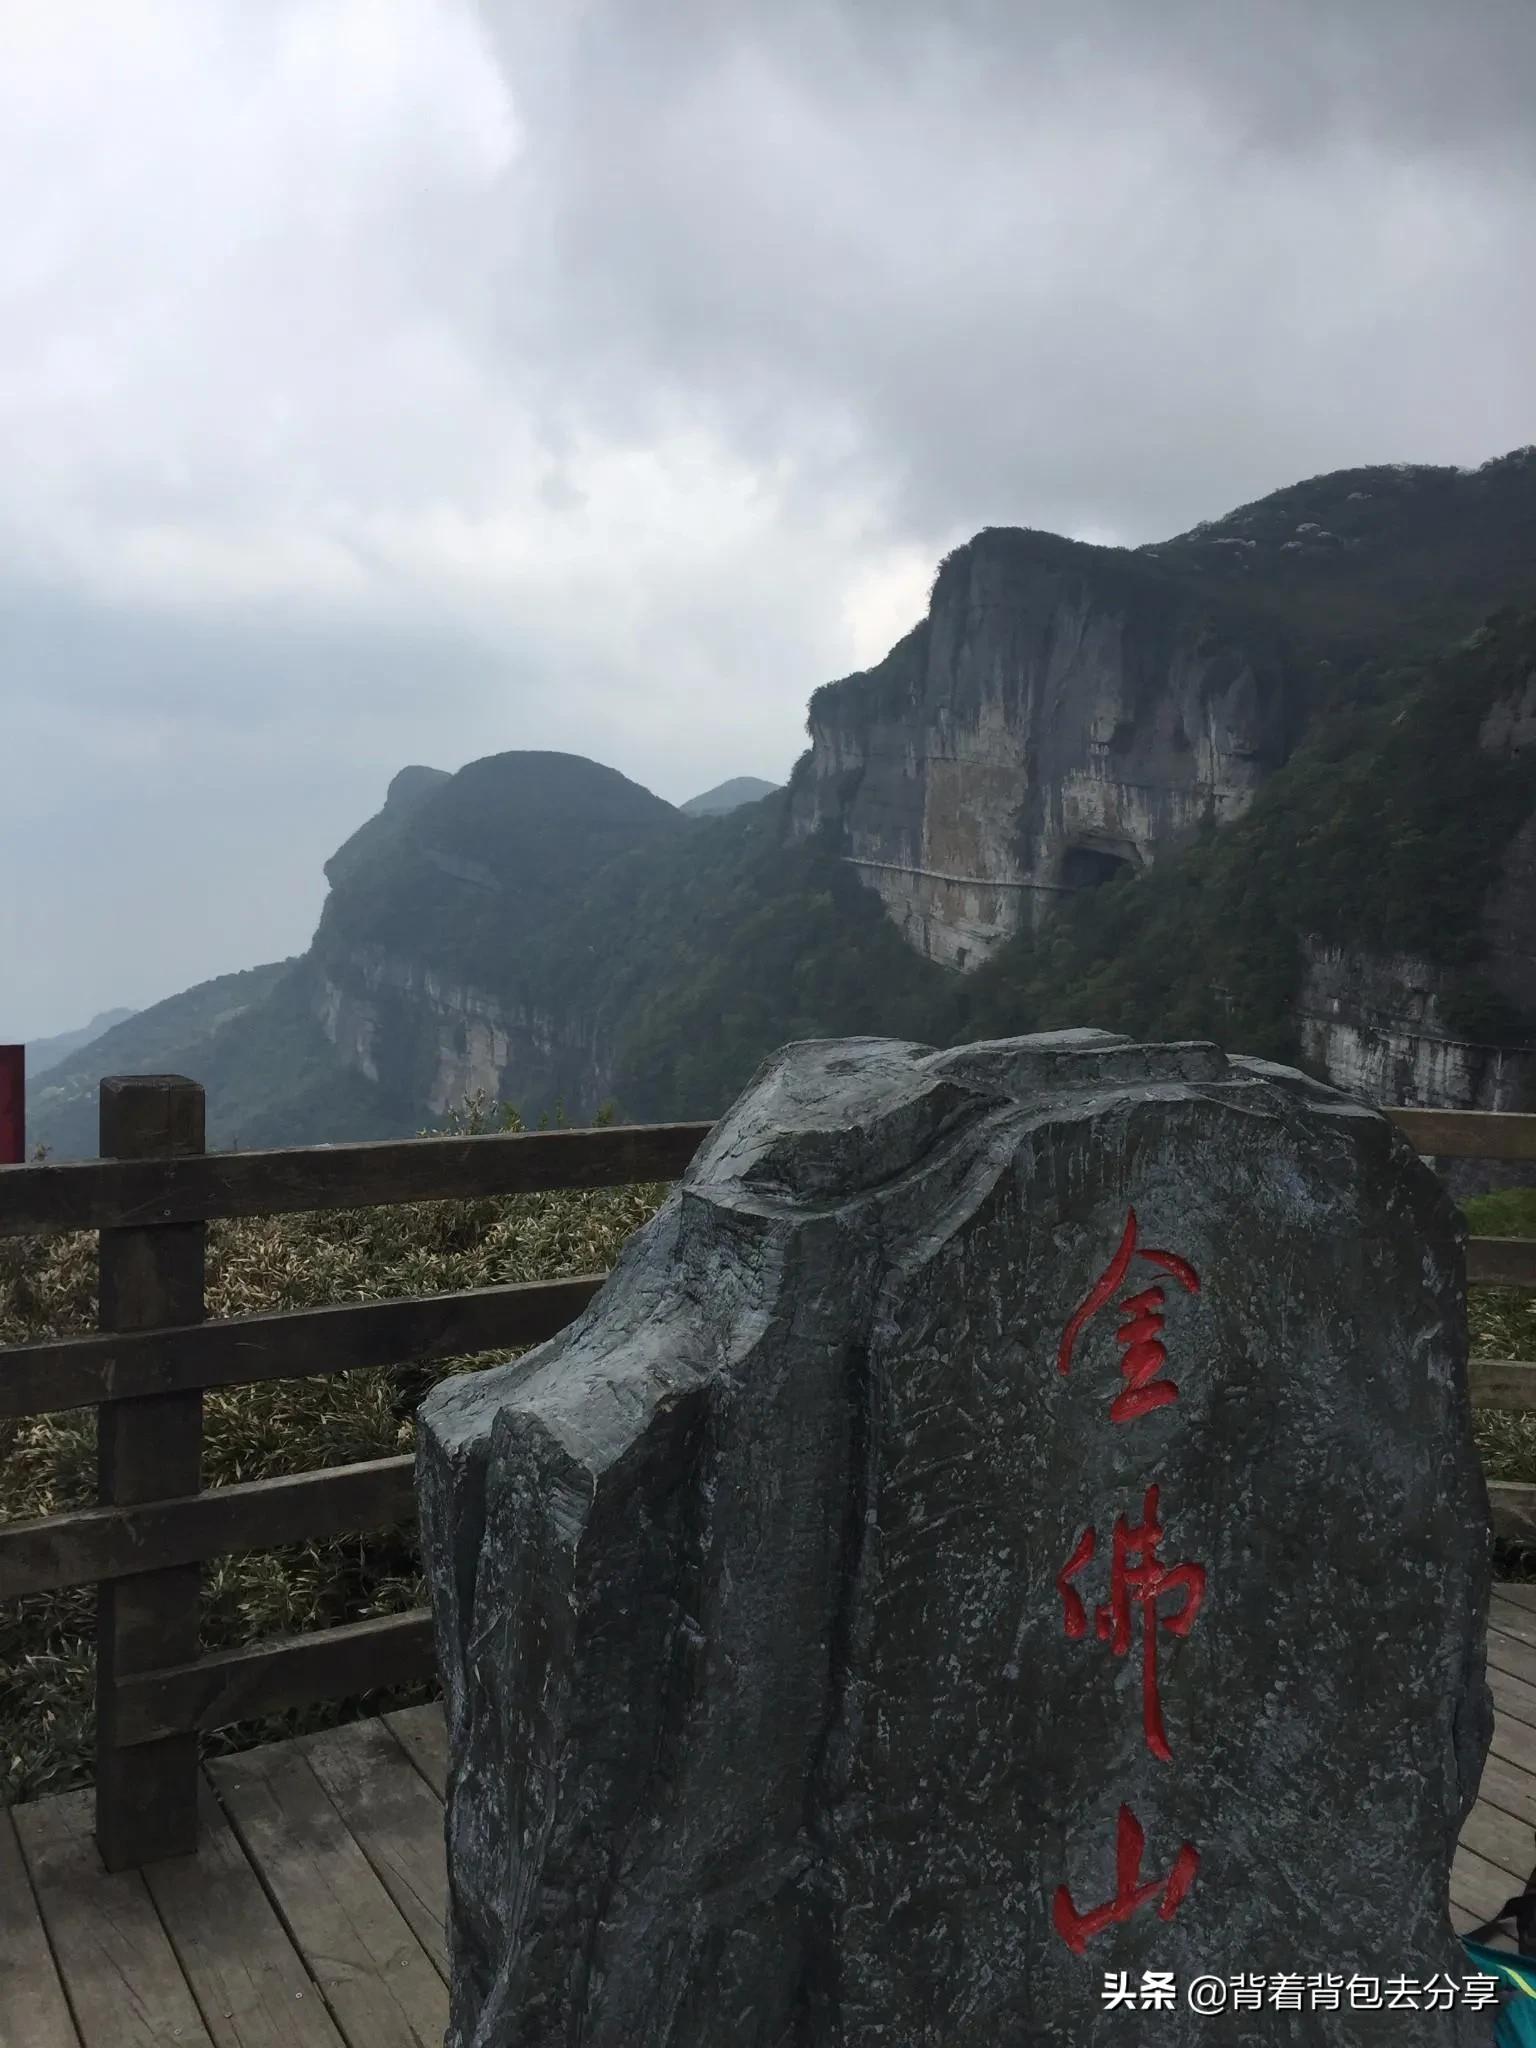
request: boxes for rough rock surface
[788,533,1296,967]
[1295,939,1535,1117]
[311,943,611,1120]
[417,1030,1492,2046]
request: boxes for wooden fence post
[0,1045,22,1164]
[95,1075,207,1869]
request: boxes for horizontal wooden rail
[0,1120,713,1240]
[0,1455,413,1601]
[1470,1360,1536,1411]
[1387,1106,1536,1162]
[3,1245,1519,1420]
[112,1609,435,1747]
[1469,1239,1536,1289]
[103,1355,1536,1744]
[0,1272,604,1420]
[2,1241,1528,1423]
[1493,1483,1536,1546]
[0,1107,1524,1240]
[8,1353,1530,1607]
[87,1482,1536,1742]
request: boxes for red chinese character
[1057,1208,1199,1423]
[1056,1485,1206,1762]
[1053,1804,1199,1954]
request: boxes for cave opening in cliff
[1061,845,1138,891]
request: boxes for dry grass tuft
[0,1098,669,1803]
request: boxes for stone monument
[418,1031,1493,2045]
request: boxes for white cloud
[840,547,944,668]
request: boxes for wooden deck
[7,1590,1536,2046]
[1,1705,451,2048]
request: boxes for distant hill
[26,963,295,1159]
[24,1008,138,1077]
[680,777,780,816]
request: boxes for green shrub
[1464,1189,1536,1241]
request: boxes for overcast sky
[4,0,1533,1040]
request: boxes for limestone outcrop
[312,944,612,1121]
[789,532,1297,966]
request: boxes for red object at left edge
[0,1045,24,1164]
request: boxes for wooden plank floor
[7,1601,1536,2047]
[0,1706,448,2048]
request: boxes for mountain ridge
[681,776,781,816]
[25,963,294,1158]
[28,442,1536,1160]
[24,1008,138,1078]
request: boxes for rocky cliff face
[791,450,1536,979]
[297,751,685,1128]
[789,494,1536,1168]
[1295,940,1535,1114]
[312,944,613,1122]
[1293,937,1536,1197]
[790,531,1294,968]
[1306,649,1536,1170]
[1478,665,1536,1022]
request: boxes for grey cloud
[6,0,1534,1036]
[482,0,1536,540]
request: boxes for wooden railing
[0,1084,1530,1868]
[1397,1107,1536,1551]
[0,1075,711,1868]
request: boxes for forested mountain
[29,446,1536,1158]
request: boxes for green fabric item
[1462,1940,1536,2042]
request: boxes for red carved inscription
[1051,1209,1209,1955]
[1053,1805,1199,1954]
[1057,1484,1206,1762]
[1057,1208,1199,1423]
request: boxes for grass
[0,1120,1530,1806]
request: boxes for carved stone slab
[418,1031,1492,2045]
